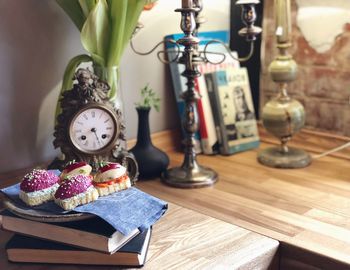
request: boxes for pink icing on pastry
[20,169,59,193]
[99,162,121,173]
[64,161,88,173]
[54,174,92,200]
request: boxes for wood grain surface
[0,204,278,270]
[1,127,350,269]
[143,204,278,270]
[134,129,350,269]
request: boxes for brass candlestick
[257,0,311,168]
[162,0,261,188]
[131,0,262,188]
[161,2,218,188]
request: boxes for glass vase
[93,65,124,111]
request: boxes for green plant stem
[54,54,93,123]
[94,65,119,101]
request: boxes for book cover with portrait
[205,67,259,155]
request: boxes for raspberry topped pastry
[93,163,131,196]
[60,161,92,181]
[54,174,98,211]
[19,169,60,206]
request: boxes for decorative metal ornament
[236,0,262,41]
[257,0,311,168]
[131,0,261,188]
[52,68,138,180]
[160,3,217,188]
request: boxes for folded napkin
[1,171,168,235]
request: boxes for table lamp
[257,0,311,168]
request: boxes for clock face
[69,106,118,154]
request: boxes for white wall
[0,0,230,173]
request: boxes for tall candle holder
[131,0,262,188]
[257,0,311,168]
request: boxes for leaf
[81,0,110,61]
[90,52,105,67]
[154,103,160,112]
[136,83,160,111]
[56,0,86,31]
[107,0,128,66]
[86,0,98,10]
[78,0,97,18]
[54,54,93,122]
[119,0,145,60]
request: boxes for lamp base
[161,165,218,188]
[257,146,311,169]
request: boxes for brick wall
[260,0,350,136]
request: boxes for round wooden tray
[0,192,94,223]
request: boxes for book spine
[197,66,219,155]
[6,249,139,266]
[215,70,233,155]
[204,72,229,155]
[1,216,108,253]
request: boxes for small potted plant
[130,84,169,179]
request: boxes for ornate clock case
[53,68,138,180]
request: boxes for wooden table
[1,128,350,269]
[0,203,278,270]
[134,129,350,270]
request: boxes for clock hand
[91,128,101,145]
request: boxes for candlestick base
[257,146,311,168]
[161,165,218,188]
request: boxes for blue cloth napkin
[1,170,168,235]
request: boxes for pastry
[60,161,92,180]
[54,174,99,211]
[19,169,60,206]
[93,163,131,196]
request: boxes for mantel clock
[53,68,138,180]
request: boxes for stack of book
[0,210,151,267]
[166,30,260,156]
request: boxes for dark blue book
[5,229,151,267]
[0,210,139,253]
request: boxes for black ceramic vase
[130,107,169,179]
